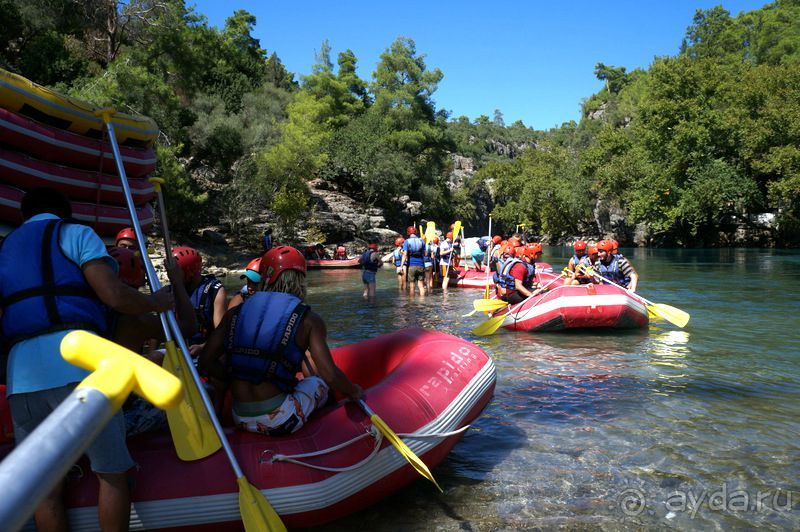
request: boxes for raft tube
[0,184,153,236]
[0,68,159,148]
[0,107,156,177]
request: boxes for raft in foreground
[0,328,495,530]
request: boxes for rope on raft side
[259,425,471,472]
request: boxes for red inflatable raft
[490,280,648,331]
[0,328,495,530]
[306,257,361,269]
[0,107,156,178]
[448,262,555,289]
[0,184,152,236]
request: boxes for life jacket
[189,275,223,344]
[405,236,424,258]
[226,292,309,393]
[360,250,380,272]
[596,254,631,287]
[498,258,536,291]
[0,219,107,344]
[424,243,436,266]
[393,248,403,267]
[570,253,586,270]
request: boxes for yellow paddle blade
[162,341,222,461]
[370,413,442,492]
[473,299,508,312]
[472,314,507,336]
[419,224,424,241]
[452,220,462,241]
[237,476,286,532]
[425,221,436,242]
[462,309,479,317]
[649,303,690,328]
[647,306,661,321]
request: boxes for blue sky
[189,0,768,130]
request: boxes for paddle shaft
[102,119,247,481]
[585,267,652,307]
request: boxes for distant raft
[306,258,361,269]
[0,107,156,177]
[0,184,153,236]
[0,67,159,148]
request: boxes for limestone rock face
[306,179,390,243]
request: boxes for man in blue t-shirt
[0,188,174,531]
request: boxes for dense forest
[1,0,798,246]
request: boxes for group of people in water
[384,225,639,303]
[0,187,362,531]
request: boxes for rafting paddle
[148,177,221,461]
[583,266,690,328]
[358,400,443,492]
[99,110,286,532]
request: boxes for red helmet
[115,227,136,246]
[449,223,455,229]
[492,235,502,244]
[406,226,416,235]
[109,246,145,288]
[588,245,598,256]
[508,236,521,248]
[368,242,378,250]
[574,240,587,251]
[514,246,526,258]
[610,239,619,251]
[446,231,453,240]
[261,245,306,285]
[172,246,202,280]
[597,240,613,252]
[528,242,543,255]
[432,236,440,244]
[502,242,516,257]
[395,237,405,246]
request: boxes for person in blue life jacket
[172,246,228,357]
[401,226,427,295]
[393,237,406,289]
[199,245,364,436]
[496,243,545,304]
[565,240,588,285]
[261,227,273,252]
[592,239,638,292]
[358,240,382,299]
[0,187,175,532]
[227,257,262,311]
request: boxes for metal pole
[102,117,245,480]
[0,388,114,531]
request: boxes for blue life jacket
[498,258,536,291]
[226,292,309,393]
[189,274,223,344]
[393,248,403,267]
[360,250,380,272]
[0,219,107,344]
[571,253,586,269]
[405,236,424,258]
[596,254,631,287]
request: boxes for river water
[228,247,800,530]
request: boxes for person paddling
[593,239,638,292]
[199,245,363,436]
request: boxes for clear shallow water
[227,248,800,530]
